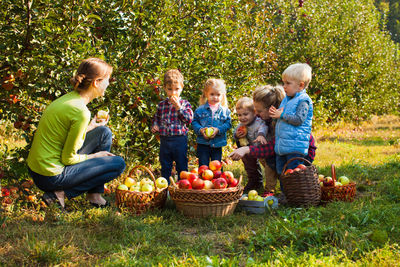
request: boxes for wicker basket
[115,165,168,215]
[280,157,321,207]
[168,176,243,218]
[321,164,356,202]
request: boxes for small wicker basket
[280,157,321,207]
[321,164,356,202]
[115,165,168,215]
[168,176,243,218]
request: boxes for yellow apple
[155,177,168,189]
[203,180,214,189]
[117,184,129,191]
[129,185,140,192]
[140,178,153,187]
[242,196,249,200]
[248,190,258,200]
[124,177,136,188]
[255,195,264,201]
[205,127,214,138]
[97,110,109,120]
[140,183,154,192]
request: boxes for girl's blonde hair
[252,85,285,109]
[70,58,113,93]
[235,97,254,112]
[199,78,228,107]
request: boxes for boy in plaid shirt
[151,70,193,181]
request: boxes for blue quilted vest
[275,90,313,156]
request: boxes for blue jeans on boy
[28,126,126,199]
[160,135,188,181]
[197,144,222,167]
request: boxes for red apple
[202,169,214,180]
[297,164,307,170]
[229,177,239,187]
[294,167,301,172]
[209,160,222,171]
[284,169,294,175]
[192,178,205,190]
[178,179,192,189]
[323,176,334,187]
[190,168,198,174]
[198,165,209,176]
[187,173,198,184]
[212,178,228,189]
[213,170,222,179]
[180,171,190,180]
[221,171,235,184]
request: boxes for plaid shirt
[250,134,316,161]
[152,98,193,136]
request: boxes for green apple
[248,190,258,200]
[117,184,129,191]
[267,199,274,206]
[141,183,154,192]
[140,178,153,187]
[255,195,264,201]
[129,185,140,192]
[242,196,248,200]
[205,127,214,138]
[335,181,343,187]
[155,177,168,189]
[124,177,136,188]
[338,176,350,185]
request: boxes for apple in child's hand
[97,110,109,121]
[205,127,214,138]
[178,179,192,189]
[155,177,168,189]
[209,160,222,171]
[202,169,214,180]
[338,176,350,186]
[198,165,209,176]
[192,178,205,190]
[212,178,228,189]
[204,180,214,189]
[237,125,248,135]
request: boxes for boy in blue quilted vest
[269,63,313,175]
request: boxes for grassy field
[0,115,399,266]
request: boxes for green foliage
[0,0,399,169]
[375,0,400,42]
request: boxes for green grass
[1,115,400,266]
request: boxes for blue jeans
[196,144,222,167]
[160,135,188,181]
[28,126,126,199]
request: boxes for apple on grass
[192,178,205,190]
[212,178,228,189]
[155,177,168,189]
[178,179,192,189]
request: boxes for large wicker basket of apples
[115,165,168,215]
[168,160,243,218]
[319,164,356,202]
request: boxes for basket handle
[331,164,337,182]
[128,165,157,188]
[169,176,178,188]
[281,156,312,176]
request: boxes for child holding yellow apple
[192,78,232,167]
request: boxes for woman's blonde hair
[199,78,228,107]
[70,58,113,93]
[252,85,285,109]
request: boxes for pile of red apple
[318,174,351,187]
[177,160,239,190]
[283,164,307,175]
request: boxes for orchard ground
[0,115,399,266]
